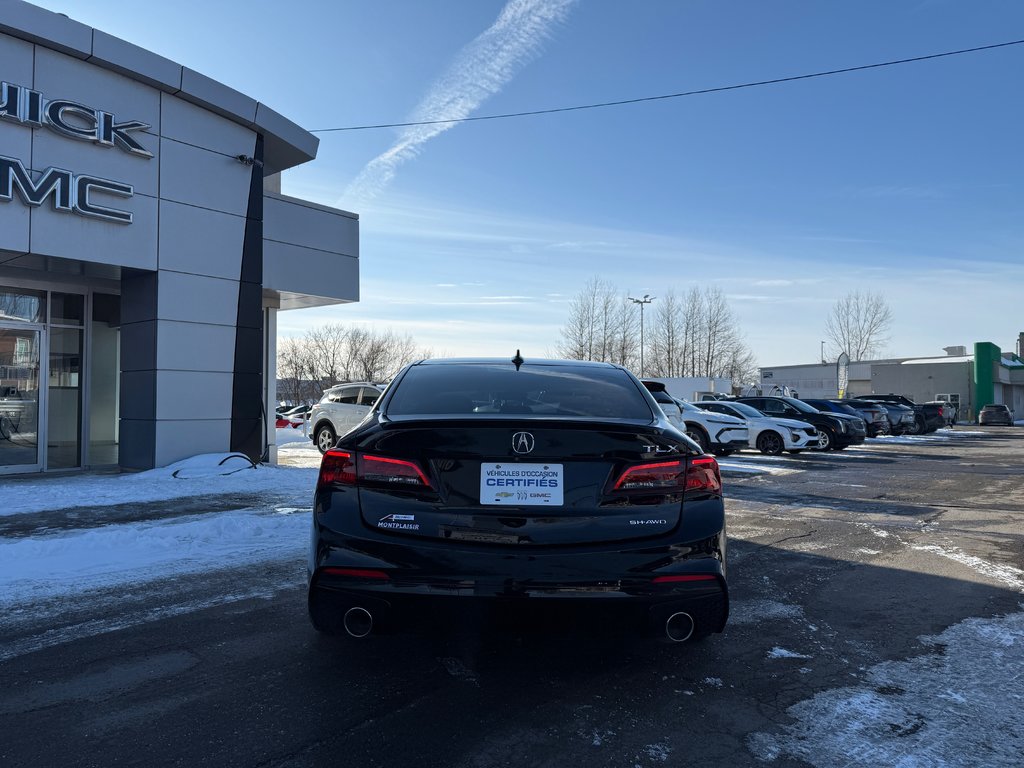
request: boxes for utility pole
[628,294,656,377]
[821,340,826,364]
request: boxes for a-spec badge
[511,431,535,454]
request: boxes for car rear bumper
[310,568,729,635]
[309,521,728,633]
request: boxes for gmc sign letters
[0,155,133,224]
[0,80,152,225]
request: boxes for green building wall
[973,341,1000,411]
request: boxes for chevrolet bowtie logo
[511,431,535,454]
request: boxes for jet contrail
[341,0,576,206]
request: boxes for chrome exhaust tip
[665,611,695,643]
[343,606,374,638]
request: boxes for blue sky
[33,0,1024,365]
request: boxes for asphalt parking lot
[1,427,1021,767]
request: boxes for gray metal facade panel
[29,193,159,269]
[155,270,241,327]
[263,239,359,304]
[0,199,30,254]
[255,103,319,174]
[30,123,159,198]
[178,67,258,124]
[32,45,162,133]
[1,33,37,254]
[157,200,246,280]
[0,1,92,58]
[263,194,359,257]
[118,419,155,470]
[0,28,33,80]
[154,418,232,468]
[119,370,156,418]
[154,370,233,421]
[158,138,251,217]
[160,94,257,160]
[154,319,237,373]
[89,30,182,92]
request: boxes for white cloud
[340,0,576,206]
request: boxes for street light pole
[628,294,656,377]
[821,340,826,364]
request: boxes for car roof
[414,357,620,368]
[326,381,380,389]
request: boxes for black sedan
[308,356,729,644]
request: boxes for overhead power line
[310,39,1024,134]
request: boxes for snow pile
[0,507,309,606]
[157,453,257,479]
[276,427,310,446]
[748,609,1024,766]
[0,454,317,517]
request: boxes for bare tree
[647,290,684,377]
[351,328,418,382]
[556,277,635,364]
[304,323,349,388]
[276,337,307,405]
[559,280,755,381]
[276,323,424,406]
[825,290,893,361]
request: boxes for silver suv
[309,382,385,453]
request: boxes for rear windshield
[385,364,654,420]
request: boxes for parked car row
[643,384,949,456]
[849,394,946,434]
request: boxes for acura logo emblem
[511,432,535,454]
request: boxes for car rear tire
[906,418,924,435]
[315,423,337,454]
[756,431,784,455]
[685,425,710,453]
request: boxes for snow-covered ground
[749,609,1024,765]
[1,451,317,517]
[0,454,313,607]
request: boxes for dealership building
[758,337,1024,421]
[0,2,357,474]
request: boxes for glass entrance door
[0,327,42,472]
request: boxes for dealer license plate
[480,462,564,506]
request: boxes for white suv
[309,382,385,454]
[696,400,819,455]
[641,380,748,454]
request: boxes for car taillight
[359,454,432,488]
[613,459,686,491]
[651,574,718,584]
[612,456,722,494]
[317,450,356,492]
[685,456,721,494]
[317,451,432,491]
